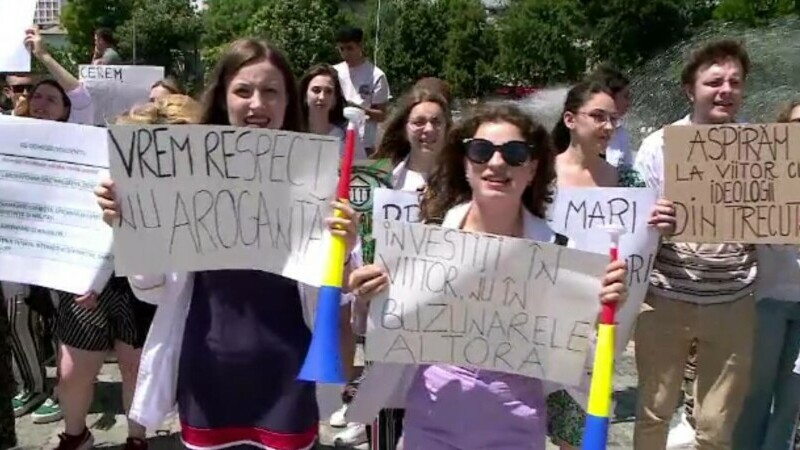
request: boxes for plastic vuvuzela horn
[298,107,365,383]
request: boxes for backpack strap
[554,233,569,247]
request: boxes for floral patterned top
[617,163,646,188]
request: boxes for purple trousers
[403,364,547,450]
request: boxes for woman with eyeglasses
[547,80,676,449]
[331,87,452,450]
[347,104,628,449]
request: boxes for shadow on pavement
[613,386,638,423]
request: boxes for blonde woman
[53,95,200,450]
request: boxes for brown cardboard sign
[664,123,800,243]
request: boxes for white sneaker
[666,412,696,449]
[333,423,368,447]
[329,404,348,428]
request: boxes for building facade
[34,0,65,26]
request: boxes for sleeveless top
[177,270,318,449]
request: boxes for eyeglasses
[9,84,33,94]
[579,110,620,128]
[463,138,534,167]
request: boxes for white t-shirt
[391,156,426,192]
[333,60,391,150]
[605,123,633,167]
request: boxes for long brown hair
[116,94,200,125]
[298,64,346,130]
[372,88,451,165]
[776,99,800,123]
[420,104,556,223]
[199,39,303,131]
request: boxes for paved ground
[14,344,639,449]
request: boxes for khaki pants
[634,293,755,450]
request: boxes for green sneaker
[30,397,62,424]
[12,391,46,417]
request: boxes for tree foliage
[585,0,709,69]
[713,0,794,26]
[201,0,264,48]
[249,0,341,77]
[116,0,203,90]
[442,0,497,98]
[496,0,586,85]
[364,0,449,95]
[60,0,134,63]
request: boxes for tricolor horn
[298,107,366,383]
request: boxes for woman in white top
[299,64,352,150]
[333,87,452,449]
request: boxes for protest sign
[0,119,113,294]
[108,124,340,286]
[79,65,164,126]
[349,160,392,264]
[0,0,36,72]
[366,219,608,386]
[373,187,420,224]
[664,123,800,243]
[549,187,659,354]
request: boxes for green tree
[249,0,341,77]
[60,0,134,63]
[585,0,711,69]
[713,0,794,26]
[201,0,264,48]
[442,0,497,99]
[115,0,203,90]
[364,0,449,94]
[496,0,586,85]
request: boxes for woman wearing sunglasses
[347,104,628,449]
[546,80,677,449]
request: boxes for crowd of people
[0,20,797,450]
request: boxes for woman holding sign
[96,39,362,450]
[332,87,453,450]
[347,104,629,449]
[547,80,677,449]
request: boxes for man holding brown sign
[632,40,757,450]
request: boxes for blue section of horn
[298,285,345,384]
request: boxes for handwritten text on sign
[366,220,607,386]
[372,188,420,224]
[79,65,164,126]
[549,187,659,355]
[664,124,800,243]
[108,125,340,286]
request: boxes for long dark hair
[298,63,346,130]
[551,80,613,152]
[420,104,555,223]
[25,80,72,122]
[372,88,451,165]
[199,39,303,132]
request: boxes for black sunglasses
[463,138,534,167]
[9,85,33,94]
